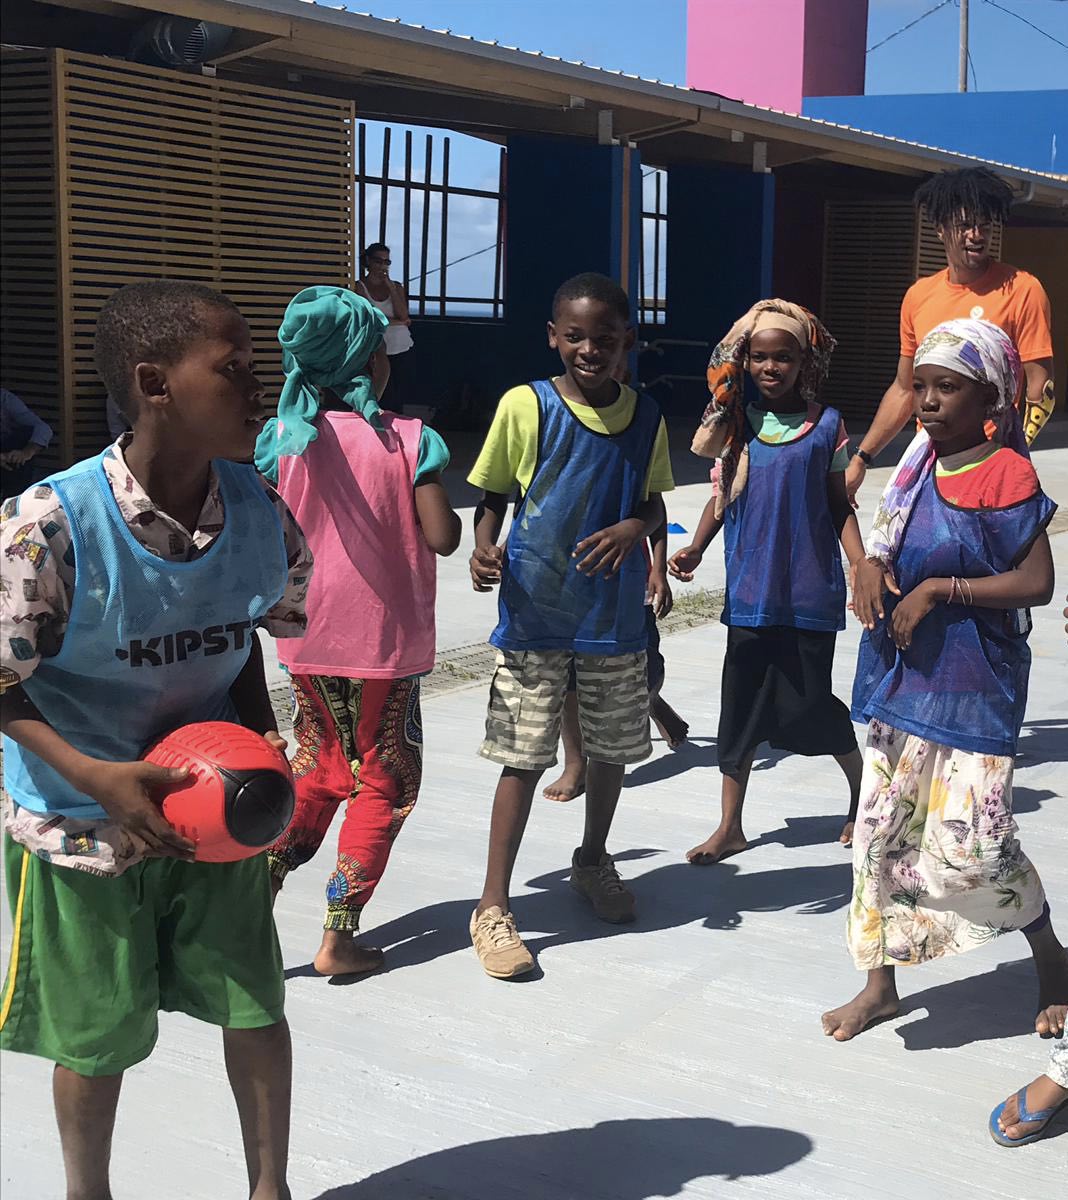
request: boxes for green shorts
[0,835,285,1077]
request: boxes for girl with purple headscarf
[823,318,1065,1044]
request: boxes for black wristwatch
[854,448,874,467]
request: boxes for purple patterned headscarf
[865,318,1027,566]
[914,318,1021,416]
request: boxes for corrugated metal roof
[248,2,1068,190]
[722,102,1068,184]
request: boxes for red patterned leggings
[267,673,423,931]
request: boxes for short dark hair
[362,242,390,268]
[914,167,1014,228]
[551,272,631,324]
[94,280,240,417]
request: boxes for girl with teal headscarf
[259,286,461,978]
[255,285,389,482]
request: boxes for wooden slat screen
[1,52,63,470]
[820,199,917,423]
[1,48,355,466]
[819,200,1008,423]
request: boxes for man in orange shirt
[846,167,1055,500]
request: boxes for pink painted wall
[686,0,868,114]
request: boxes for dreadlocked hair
[913,167,1014,229]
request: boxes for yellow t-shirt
[468,381,675,500]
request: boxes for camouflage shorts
[480,650,651,770]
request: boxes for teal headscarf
[255,285,388,482]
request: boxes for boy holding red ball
[0,281,311,1199]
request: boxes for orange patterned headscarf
[691,299,836,517]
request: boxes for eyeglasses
[949,221,994,236]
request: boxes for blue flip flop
[988,1087,1068,1147]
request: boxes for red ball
[143,722,295,863]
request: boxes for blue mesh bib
[721,404,846,631]
[852,466,1056,755]
[3,453,288,819]
[491,380,660,654]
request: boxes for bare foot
[1035,1002,1067,1039]
[1035,951,1068,1037]
[543,765,586,802]
[996,1075,1068,1142]
[822,985,899,1042]
[651,697,689,750]
[838,820,855,847]
[313,933,385,978]
[686,827,748,865]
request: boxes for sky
[341,0,1068,304]
[355,0,1068,94]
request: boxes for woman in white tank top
[355,242,417,412]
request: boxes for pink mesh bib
[277,411,436,679]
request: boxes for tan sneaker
[570,850,636,923]
[470,905,535,978]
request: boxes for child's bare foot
[838,820,855,847]
[313,932,385,978]
[1035,951,1068,1036]
[995,1075,1068,1142]
[651,696,689,750]
[822,981,899,1042]
[543,765,586,802]
[686,827,748,865]
[1035,1001,1067,1039]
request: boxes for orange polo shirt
[900,262,1053,363]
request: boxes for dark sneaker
[570,850,636,923]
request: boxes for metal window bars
[355,123,506,320]
[639,167,667,326]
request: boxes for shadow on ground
[1017,720,1068,768]
[894,958,1045,1051]
[283,849,851,979]
[623,737,792,787]
[312,1115,813,1199]
[1012,786,1059,815]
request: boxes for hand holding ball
[143,722,296,862]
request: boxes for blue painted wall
[803,92,1068,175]
[504,136,642,387]
[647,163,775,419]
[411,136,647,428]
[666,164,774,343]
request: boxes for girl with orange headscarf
[670,299,866,865]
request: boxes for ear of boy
[133,361,168,412]
[125,360,217,533]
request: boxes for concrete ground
[2,422,1067,1198]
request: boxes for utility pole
[959,0,970,92]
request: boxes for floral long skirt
[848,720,1046,970]
[1050,1034,1068,1089]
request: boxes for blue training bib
[721,404,846,631]
[491,380,660,654]
[852,467,1056,756]
[3,453,288,819]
